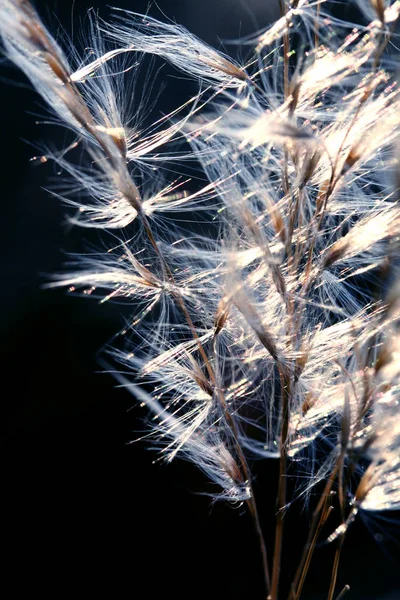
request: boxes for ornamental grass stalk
[1,0,400,598]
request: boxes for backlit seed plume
[1,0,400,518]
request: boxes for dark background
[1,1,399,598]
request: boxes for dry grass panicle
[1,0,400,598]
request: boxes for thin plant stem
[294,503,334,600]
[279,0,290,99]
[314,0,322,51]
[334,585,350,600]
[289,462,340,600]
[327,538,345,600]
[270,367,291,600]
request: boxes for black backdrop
[2,1,399,598]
